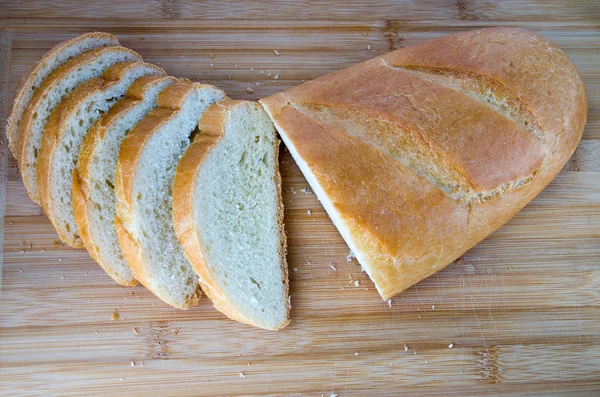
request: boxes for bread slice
[173,100,290,330]
[7,32,119,158]
[73,75,176,286]
[260,27,587,300]
[17,46,142,204]
[37,62,164,248]
[115,81,225,309]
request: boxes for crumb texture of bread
[17,46,141,204]
[7,32,119,157]
[115,82,225,309]
[73,76,175,285]
[260,27,587,300]
[174,100,289,330]
[38,62,164,248]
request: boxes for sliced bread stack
[114,81,225,309]
[8,32,290,329]
[73,75,176,286]
[37,61,165,248]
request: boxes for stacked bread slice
[9,33,290,330]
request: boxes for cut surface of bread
[7,32,119,158]
[73,75,176,286]
[260,27,587,300]
[37,62,164,248]
[173,100,289,330]
[115,82,225,309]
[17,46,141,204]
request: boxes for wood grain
[1,2,599,396]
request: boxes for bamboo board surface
[0,1,599,396]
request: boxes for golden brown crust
[260,27,587,300]
[7,32,119,158]
[114,81,209,309]
[172,99,290,330]
[73,75,175,286]
[16,46,142,205]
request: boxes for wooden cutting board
[1,2,599,396]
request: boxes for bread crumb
[305,260,311,266]
[306,210,311,215]
[274,74,279,80]
[331,394,339,397]
[130,362,135,367]
[293,268,298,272]
[59,258,63,262]
[111,310,119,321]
[354,352,359,356]
[95,331,98,334]
[367,44,371,50]
[209,53,215,58]
[300,187,312,194]
[363,31,368,37]
[354,280,360,287]
[239,373,245,378]
[60,274,64,279]
[346,251,355,261]
[9,221,13,225]
[431,305,435,310]
[133,327,140,335]
[173,328,179,335]
[21,241,26,247]
[404,344,408,351]
[41,248,45,252]
[209,63,214,67]
[246,87,254,94]
[448,343,454,349]
[53,240,66,247]
[19,250,24,254]
[388,299,392,308]
[273,49,281,56]
[227,74,232,80]
[120,378,124,382]
[267,72,272,77]
[289,187,297,194]
[330,265,336,271]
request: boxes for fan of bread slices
[9,32,290,331]
[8,29,586,330]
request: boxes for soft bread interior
[82,78,174,284]
[8,33,118,156]
[21,47,140,203]
[195,103,288,330]
[129,86,224,308]
[46,63,163,246]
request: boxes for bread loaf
[173,100,290,330]
[114,81,225,309]
[7,32,119,158]
[73,75,176,286]
[260,27,587,300]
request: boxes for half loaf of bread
[114,81,225,309]
[260,27,587,300]
[37,62,164,248]
[7,32,119,158]
[17,46,141,204]
[73,75,176,286]
[173,100,290,330]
